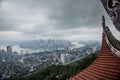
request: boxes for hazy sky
[0,0,119,41]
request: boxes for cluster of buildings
[0,46,12,55]
[0,46,26,62]
[0,41,100,79]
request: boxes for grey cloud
[47,0,107,29]
[0,0,106,31]
[0,0,113,41]
[0,17,17,31]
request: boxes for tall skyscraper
[7,46,12,53]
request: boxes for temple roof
[102,16,120,57]
[69,16,120,80]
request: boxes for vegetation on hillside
[7,51,99,80]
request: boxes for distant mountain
[78,41,101,45]
[0,40,101,51]
[19,39,72,50]
[0,41,19,46]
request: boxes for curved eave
[104,26,120,57]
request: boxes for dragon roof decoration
[100,0,120,31]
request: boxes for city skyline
[0,0,119,41]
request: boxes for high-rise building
[20,50,24,55]
[7,46,12,53]
[61,54,66,64]
[61,53,72,65]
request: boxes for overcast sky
[0,0,119,41]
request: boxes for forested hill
[7,51,99,80]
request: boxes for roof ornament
[100,0,120,31]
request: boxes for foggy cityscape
[0,0,120,80]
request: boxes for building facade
[7,46,12,54]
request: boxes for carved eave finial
[102,15,106,29]
[102,16,106,34]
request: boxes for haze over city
[1,0,120,80]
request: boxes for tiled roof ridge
[69,16,120,80]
